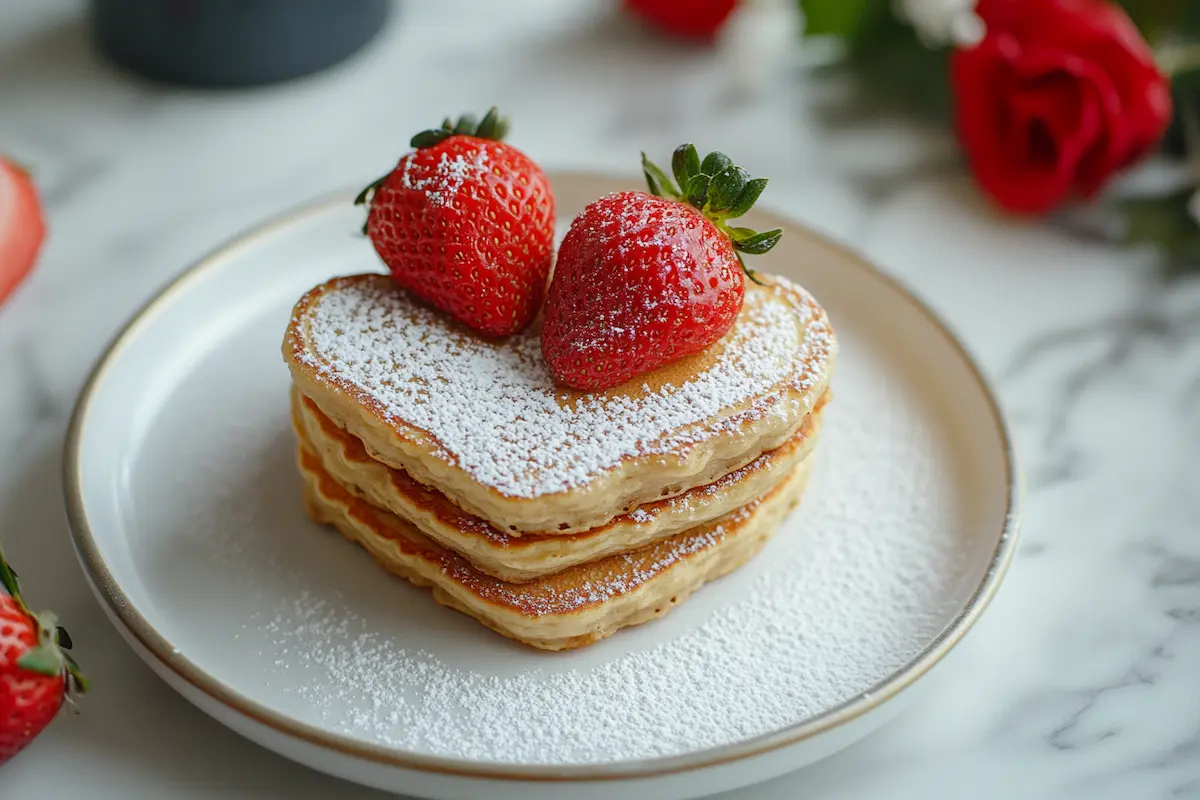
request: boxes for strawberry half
[355,108,555,338]
[0,157,46,310]
[541,144,782,392]
[0,546,87,766]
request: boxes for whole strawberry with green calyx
[0,545,88,766]
[355,107,555,338]
[541,144,782,392]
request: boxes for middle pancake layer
[292,389,823,583]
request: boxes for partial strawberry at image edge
[624,0,740,39]
[354,107,556,339]
[0,156,46,310]
[0,546,87,767]
[540,144,784,392]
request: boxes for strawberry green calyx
[0,546,22,606]
[353,106,511,225]
[0,544,88,694]
[409,106,511,150]
[641,144,782,283]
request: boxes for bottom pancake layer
[298,446,813,651]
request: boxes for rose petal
[1008,72,1089,166]
[1052,1,1171,180]
[953,35,1075,214]
[1010,48,1122,197]
[976,0,1171,192]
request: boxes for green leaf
[1160,67,1200,157]
[671,144,701,193]
[17,643,60,677]
[493,117,511,141]
[353,172,389,206]
[1122,190,1194,242]
[410,129,453,149]
[0,544,21,603]
[476,107,501,140]
[728,178,769,218]
[1156,43,1200,77]
[1112,0,1200,46]
[833,4,953,122]
[56,626,73,650]
[799,0,879,38]
[733,227,784,254]
[1119,188,1200,274]
[641,152,681,199]
[700,151,732,177]
[706,165,749,212]
[685,173,712,208]
[63,652,89,693]
[453,113,478,135]
[728,226,759,241]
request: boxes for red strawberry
[625,0,739,39]
[541,144,782,391]
[0,156,46,310]
[0,547,87,765]
[355,108,555,337]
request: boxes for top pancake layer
[285,273,835,506]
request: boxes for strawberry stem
[410,106,510,149]
[642,144,784,278]
[63,652,89,693]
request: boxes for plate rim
[63,172,1022,784]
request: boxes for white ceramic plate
[65,173,1019,800]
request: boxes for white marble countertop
[2,1,1198,798]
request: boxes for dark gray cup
[90,0,393,87]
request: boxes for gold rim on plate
[62,174,1022,783]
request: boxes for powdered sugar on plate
[294,275,833,498]
[227,354,973,765]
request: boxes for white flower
[893,0,985,47]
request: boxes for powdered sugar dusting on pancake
[294,275,832,498]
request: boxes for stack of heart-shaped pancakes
[283,273,836,650]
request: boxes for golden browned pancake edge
[292,387,825,582]
[297,445,813,651]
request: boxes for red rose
[951,0,1172,215]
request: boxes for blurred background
[1,0,1199,798]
